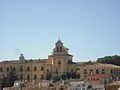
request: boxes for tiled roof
[0,59,48,64]
[79,63,120,68]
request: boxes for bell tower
[53,39,68,55]
[48,39,75,75]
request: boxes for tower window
[57,47,59,52]
[60,47,62,52]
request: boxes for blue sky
[0,0,120,62]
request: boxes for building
[77,63,120,84]
[0,39,120,83]
[85,74,111,85]
[0,39,76,81]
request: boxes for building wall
[0,60,53,81]
[76,63,120,81]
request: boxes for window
[34,66,37,71]
[27,75,30,80]
[20,75,23,79]
[34,74,37,79]
[20,66,23,72]
[47,69,49,72]
[89,69,93,75]
[60,47,62,52]
[96,69,99,74]
[111,69,113,74]
[102,69,105,74]
[0,68,3,72]
[7,67,9,71]
[57,47,59,52]
[84,69,87,74]
[41,75,44,79]
[27,66,30,71]
[76,68,80,70]
[41,66,44,71]
[77,74,80,79]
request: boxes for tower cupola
[53,39,69,55]
[19,53,25,61]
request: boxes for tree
[2,70,18,88]
[52,75,60,83]
[46,72,52,80]
[66,72,71,79]
[96,55,120,66]
[61,74,66,80]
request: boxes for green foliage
[96,55,120,66]
[61,72,79,80]
[61,74,66,80]
[2,70,18,88]
[52,75,60,82]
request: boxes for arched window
[6,67,9,71]
[57,47,59,52]
[34,74,37,79]
[60,47,62,52]
[27,75,30,80]
[27,66,30,71]
[34,66,37,71]
[47,69,49,72]
[96,69,99,74]
[41,75,44,80]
